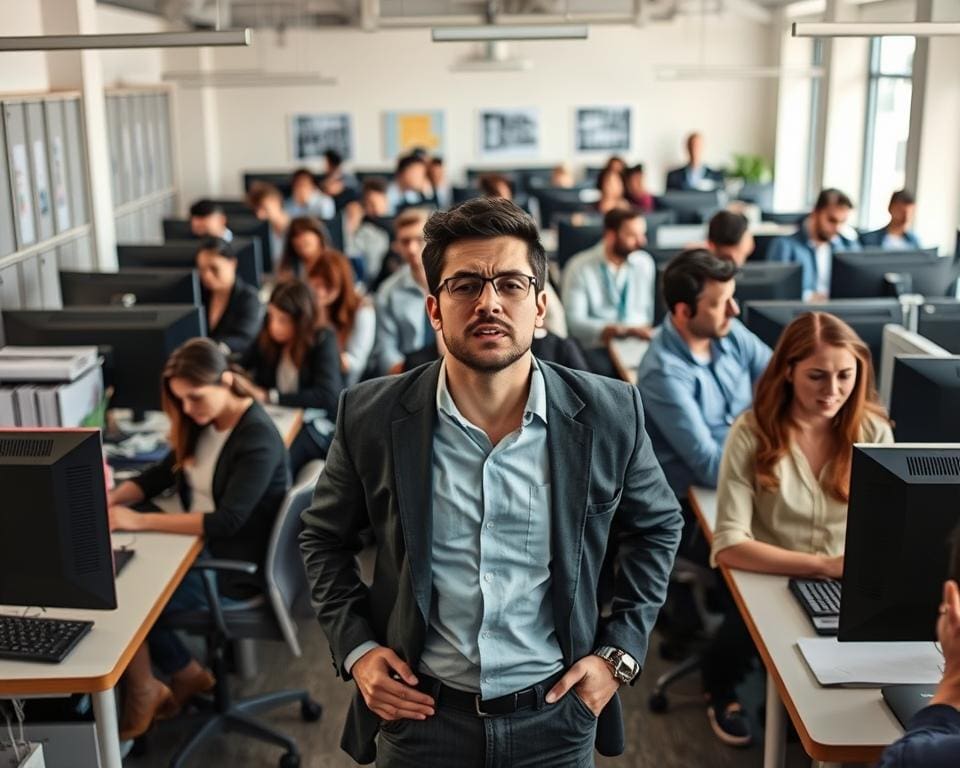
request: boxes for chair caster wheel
[301,698,322,722]
[279,752,301,768]
[648,692,669,713]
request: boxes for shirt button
[486,522,494,529]
[482,631,491,639]
[484,573,493,583]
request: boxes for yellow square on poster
[384,111,445,158]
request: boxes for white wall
[2,1,51,94]
[96,4,170,86]
[194,13,778,197]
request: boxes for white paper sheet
[798,636,944,687]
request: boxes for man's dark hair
[814,188,854,211]
[625,163,645,177]
[662,248,738,317]
[396,153,427,175]
[890,189,915,206]
[708,211,749,247]
[189,199,225,218]
[291,167,316,185]
[361,177,388,197]
[430,156,444,167]
[478,173,511,198]
[422,197,546,296]
[195,236,235,260]
[323,149,343,169]
[602,207,642,233]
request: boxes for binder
[15,386,39,427]
[63,98,88,225]
[35,366,103,427]
[4,101,38,247]
[25,100,54,242]
[0,103,16,257]
[44,99,72,233]
[0,388,16,426]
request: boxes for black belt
[415,670,566,718]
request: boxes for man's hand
[600,324,624,346]
[544,655,620,717]
[933,580,960,708]
[352,646,435,722]
[627,325,654,341]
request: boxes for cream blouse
[710,409,893,567]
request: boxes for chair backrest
[263,478,317,657]
[557,221,602,270]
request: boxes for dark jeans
[288,421,331,477]
[148,569,240,676]
[700,586,757,703]
[376,685,597,768]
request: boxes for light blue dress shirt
[636,315,772,498]
[767,220,861,297]
[373,265,429,373]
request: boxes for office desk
[607,337,649,385]
[114,405,304,448]
[688,486,902,767]
[0,532,203,768]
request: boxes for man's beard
[442,317,530,373]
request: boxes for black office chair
[156,480,322,768]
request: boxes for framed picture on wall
[478,108,539,158]
[384,111,445,160]
[289,113,353,161]
[574,106,632,153]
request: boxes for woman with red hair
[701,312,892,748]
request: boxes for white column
[40,0,118,269]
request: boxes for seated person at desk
[705,312,891,745]
[240,280,343,475]
[307,251,376,387]
[878,577,960,768]
[246,181,291,271]
[624,163,655,214]
[767,188,860,301]
[550,164,575,189]
[562,208,656,376]
[479,172,513,201]
[427,156,452,209]
[860,189,921,250]
[107,338,288,740]
[276,216,330,280]
[196,237,261,357]
[344,177,392,284]
[636,250,771,502]
[189,199,232,241]
[595,165,631,215]
[374,208,432,374]
[707,211,755,267]
[386,153,434,214]
[665,132,724,191]
[285,167,335,219]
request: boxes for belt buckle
[474,694,491,718]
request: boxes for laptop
[882,684,938,728]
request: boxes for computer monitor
[655,223,707,249]
[878,324,950,408]
[243,171,293,198]
[556,222,602,269]
[918,299,960,354]
[1,305,205,415]
[742,299,903,382]
[163,216,272,276]
[889,356,960,441]
[656,190,724,224]
[59,268,201,307]
[0,429,116,610]
[839,444,960,641]
[117,238,261,287]
[830,249,955,299]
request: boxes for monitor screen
[889,356,960,442]
[60,268,201,307]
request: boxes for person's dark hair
[246,181,282,210]
[195,236,235,262]
[361,177,388,197]
[662,248,738,317]
[257,280,317,369]
[596,165,626,194]
[323,149,343,169]
[708,211,749,247]
[291,167,317,186]
[625,163,645,177]
[279,216,329,276]
[422,197,546,296]
[478,173,511,198]
[814,188,854,211]
[602,207,642,232]
[890,189,915,206]
[430,156,444,167]
[189,199,225,218]
[161,338,257,467]
[307,250,363,349]
[396,153,427,175]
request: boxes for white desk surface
[607,338,649,385]
[688,486,902,764]
[0,532,202,695]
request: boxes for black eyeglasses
[435,273,538,302]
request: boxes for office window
[860,36,915,230]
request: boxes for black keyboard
[0,615,94,663]
[789,578,842,636]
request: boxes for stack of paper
[0,346,98,383]
[797,636,944,687]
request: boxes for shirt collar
[660,314,733,364]
[436,356,548,428]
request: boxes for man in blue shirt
[860,189,922,250]
[636,250,771,501]
[767,188,861,300]
[300,197,682,766]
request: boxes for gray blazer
[299,359,683,764]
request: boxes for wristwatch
[594,646,640,684]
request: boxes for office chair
[156,479,322,768]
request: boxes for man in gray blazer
[300,197,682,767]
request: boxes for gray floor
[126,617,814,768]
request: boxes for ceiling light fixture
[432,25,588,43]
[162,70,336,88]
[793,22,960,38]
[0,29,252,52]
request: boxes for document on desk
[797,637,944,687]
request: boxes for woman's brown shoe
[119,681,176,741]
[167,663,216,713]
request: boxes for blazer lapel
[541,364,593,662]
[391,360,442,625]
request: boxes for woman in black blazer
[196,237,262,356]
[240,279,344,474]
[107,338,288,740]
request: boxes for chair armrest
[190,558,258,576]
[187,559,257,639]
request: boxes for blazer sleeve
[130,450,177,500]
[876,704,960,768]
[215,285,262,356]
[595,386,683,672]
[277,329,344,411]
[299,389,377,679]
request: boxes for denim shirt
[767,220,860,296]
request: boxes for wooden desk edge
[284,409,304,449]
[607,341,637,385]
[0,536,204,696]
[688,488,886,763]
